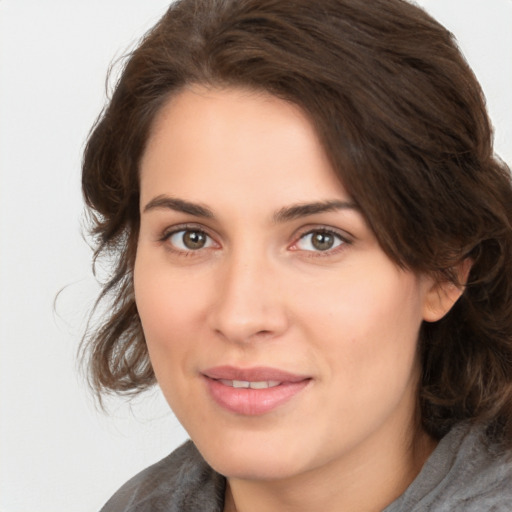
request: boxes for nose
[207,250,289,344]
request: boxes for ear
[422,258,472,323]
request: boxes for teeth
[233,380,250,388]
[249,380,280,389]
[219,379,281,389]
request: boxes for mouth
[218,379,282,389]
[201,366,311,416]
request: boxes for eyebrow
[143,195,214,218]
[272,200,359,223]
[143,195,358,222]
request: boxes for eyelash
[158,225,351,257]
[290,228,349,257]
[159,224,217,256]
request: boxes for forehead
[140,86,349,210]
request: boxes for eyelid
[157,222,352,256]
[289,225,352,253]
[159,223,220,252]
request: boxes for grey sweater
[100,423,512,511]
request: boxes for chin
[207,451,305,481]
[192,426,317,481]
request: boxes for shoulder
[438,424,512,511]
[387,423,512,512]
[99,441,226,512]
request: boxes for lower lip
[204,377,310,416]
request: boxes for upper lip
[202,365,310,383]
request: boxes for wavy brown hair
[81,0,512,446]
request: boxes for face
[134,86,443,482]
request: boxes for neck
[224,423,437,512]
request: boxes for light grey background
[0,1,510,511]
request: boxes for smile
[219,379,281,389]
[202,366,311,416]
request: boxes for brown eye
[296,230,344,252]
[183,231,207,249]
[312,232,335,251]
[168,229,213,251]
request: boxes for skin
[134,86,462,512]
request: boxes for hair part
[81,0,512,446]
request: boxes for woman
[81,0,512,510]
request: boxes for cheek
[133,265,211,430]
[295,264,425,385]
[133,257,208,374]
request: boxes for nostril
[254,329,273,338]
[213,327,275,343]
